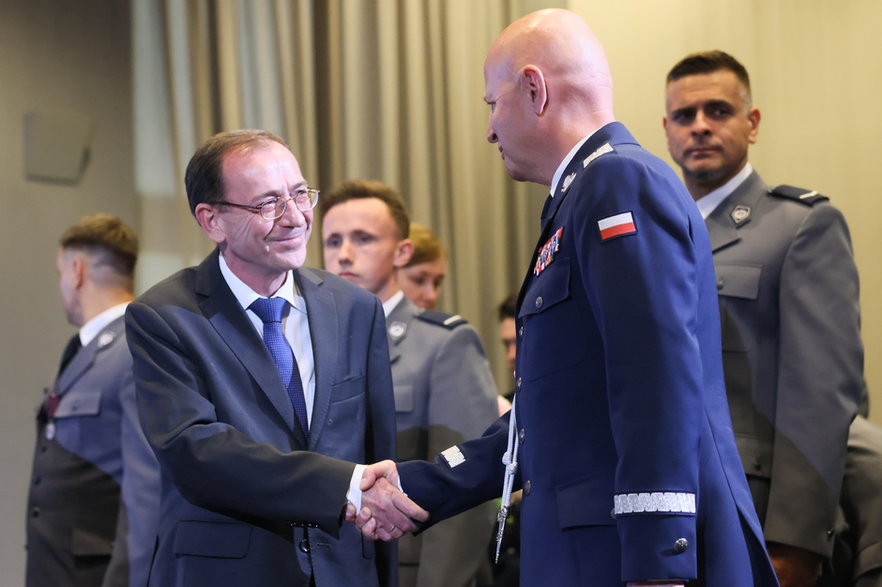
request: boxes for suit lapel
[196,251,305,446]
[705,171,766,253]
[297,268,337,450]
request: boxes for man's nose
[487,123,498,143]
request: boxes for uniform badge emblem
[45,421,56,440]
[97,331,115,349]
[561,172,576,193]
[598,211,637,241]
[534,227,564,276]
[388,321,407,341]
[730,205,751,226]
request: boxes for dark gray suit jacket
[27,315,160,587]
[125,250,398,587]
[387,297,497,587]
[709,170,863,557]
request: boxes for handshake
[345,460,429,541]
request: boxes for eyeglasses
[216,188,320,220]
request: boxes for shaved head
[484,9,615,185]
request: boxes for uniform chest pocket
[53,388,102,419]
[715,263,762,300]
[519,256,572,319]
[518,258,588,381]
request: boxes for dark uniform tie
[48,334,82,418]
[249,297,309,436]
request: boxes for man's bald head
[483,9,615,185]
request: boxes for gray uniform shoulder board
[769,184,829,206]
[416,310,467,330]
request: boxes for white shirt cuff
[347,464,366,510]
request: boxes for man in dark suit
[125,130,427,587]
[320,180,498,587]
[27,214,160,586]
[354,9,777,586]
[663,51,864,586]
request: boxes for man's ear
[522,65,548,115]
[747,107,761,145]
[393,239,414,269]
[195,203,226,245]
[70,254,86,289]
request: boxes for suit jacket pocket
[715,263,762,300]
[173,520,252,559]
[556,473,617,529]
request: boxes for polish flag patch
[598,212,637,241]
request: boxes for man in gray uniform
[321,179,498,587]
[27,214,160,586]
[663,51,864,586]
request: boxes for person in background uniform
[663,50,864,587]
[821,412,882,587]
[354,10,778,586]
[321,179,498,587]
[125,131,426,587]
[398,222,446,311]
[26,213,160,587]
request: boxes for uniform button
[523,480,531,496]
[826,528,834,538]
[39,445,47,453]
[32,476,40,485]
[673,538,688,554]
[518,428,525,444]
[716,278,724,290]
[299,538,310,553]
[752,461,762,472]
[518,326,524,337]
[516,377,522,391]
[610,507,616,520]
[30,507,40,518]
[535,296,543,309]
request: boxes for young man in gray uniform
[663,51,864,586]
[27,214,159,587]
[321,179,498,587]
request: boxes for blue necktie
[250,297,309,436]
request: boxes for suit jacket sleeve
[416,325,498,587]
[764,202,862,554]
[126,300,356,534]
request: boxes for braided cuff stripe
[614,492,696,516]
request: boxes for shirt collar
[79,302,128,347]
[218,253,305,314]
[382,290,405,318]
[695,162,753,219]
[549,131,596,196]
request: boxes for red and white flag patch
[598,212,637,241]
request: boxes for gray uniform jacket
[26,316,160,587]
[387,297,498,587]
[709,170,863,557]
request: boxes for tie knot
[250,297,287,324]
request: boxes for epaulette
[416,310,467,330]
[769,184,829,206]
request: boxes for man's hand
[767,542,821,587]
[344,460,429,541]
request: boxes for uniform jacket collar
[704,170,767,253]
